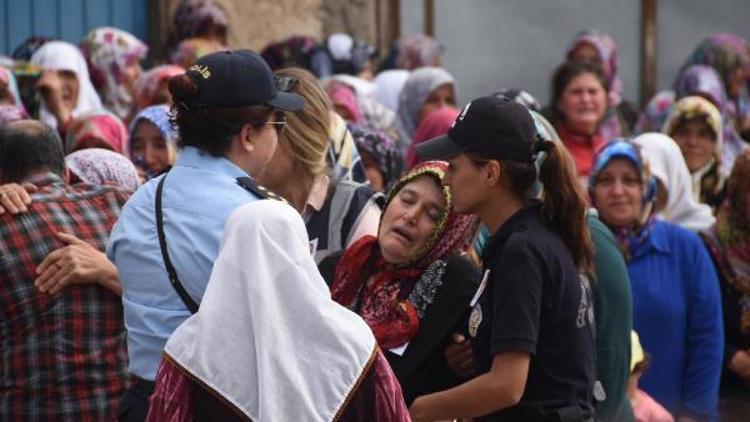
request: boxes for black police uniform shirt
[469,203,596,421]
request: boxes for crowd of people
[0,0,749,421]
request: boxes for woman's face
[256,135,294,192]
[443,153,489,215]
[132,120,170,174]
[379,175,446,265]
[37,69,79,111]
[418,83,456,124]
[557,72,607,135]
[728,65,747,99]
[570,43,600,64]
[672,118,716,172]
[592,158,644,228]
[361,151,385,192]
[121,62,143,99]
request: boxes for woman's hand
[445,333,475,378]
[0,183,37,214]
[728,349,750,380]
[35,232,122,296]
[36,70,73,126]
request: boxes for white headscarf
[373,69,410,112]
[632,133,716,231]
[395,67,456,148]
[162,200,378,421]
[30,41,103,129]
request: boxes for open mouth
[392,227,414,243]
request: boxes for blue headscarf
[129,105,178,178]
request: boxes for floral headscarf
[81,27,148,121]
[635,90,676,135]
[166,0,228,53]
[395,35,444,70]
[331,161,477,349]
[703,150,750,334]
[0,67,29,126]
[327,112,368,184]
[567,30,624,107]
[590,140,658,260]
[30,41,104,129]
[135,64,185,109]
[395,67,456,148]
[65,112,129,155]
[66,148,140,192]
[348,124,403,189]
[129,105,178,178]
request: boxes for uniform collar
[174,146,249,179]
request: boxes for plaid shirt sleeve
[0,174,131,421]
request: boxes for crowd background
[1,0,750,421]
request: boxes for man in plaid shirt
[0,121,130,420]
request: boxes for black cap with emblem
[415,95,537,163]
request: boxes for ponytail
[537,141,594,274]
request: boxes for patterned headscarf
[348,123,403,190]
[635,90,676,135]
[327,112,368,184]
[11,37,52,61]
[567,29,624,107]
[673,65,748,174]
[590,140,658,260]
[65,112,129,155]
[331,161,477,349]
[395,35,444,70]
[129,105,178,178]
[66,148,140,192]
[166,0,228,53]
[81,27,148,121]
[135,64,185,109]
[395,67,456,147]
[30,41,104,129]
[703,150,750,334]
[0,67,29,126]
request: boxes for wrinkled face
[418,83,456,124]
[557,72,607,135]
[592,158,644,228]
[379,175,446,265]
[672,118,716,172]
[443,153,489,215]
[570,43,600,64]
[132,120,170,175]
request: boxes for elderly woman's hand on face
[36,69,78,126]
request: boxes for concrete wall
[401,0,750,107]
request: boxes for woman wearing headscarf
[319,161,478,406]
[258,67,380,264]
[633,133,716,232]
[66,148,140,192]
[589,140,724,421]
[0,67,29,126]
[566,30,637,139]
[64,112,129,155]
[31,41,104,131]
[663,96,725,209]
[395,34,444,71]
[405,106,460,169]
[129,105,179,179]
[349,124,403,192]
[701,150,750,413]
[373,69,410,112]
[147,200,410,421]
[673,65,749,174]
[135,65,185,109]
[321,33,377,80]
[166,0,228,60]
[395,67,457,154]
[327,74,398,136]
[548,60,610,178]
[80,27,148,123]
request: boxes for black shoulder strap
[155,173,199,314]
[236,177,287,203]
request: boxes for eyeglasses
[275,76,298,93]
[266,114,287,133]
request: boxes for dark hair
[550,60,609,124]
[0,120,64,183]
[469,140,594,274]
[632,352,651,375]
[168,74,274,156]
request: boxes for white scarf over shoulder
[633,133,716,231]
[163,200,377,421]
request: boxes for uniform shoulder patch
[236,177,287,203]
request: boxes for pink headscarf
[136,64,185,109]
[327,81,362,123]
[406,107,459,168]
[66,148,140,192]
[65,112,129,156]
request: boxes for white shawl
[30,41,104,129]
[632,133,716,231]
[163,200,377,421]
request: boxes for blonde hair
[274,67,331,183]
